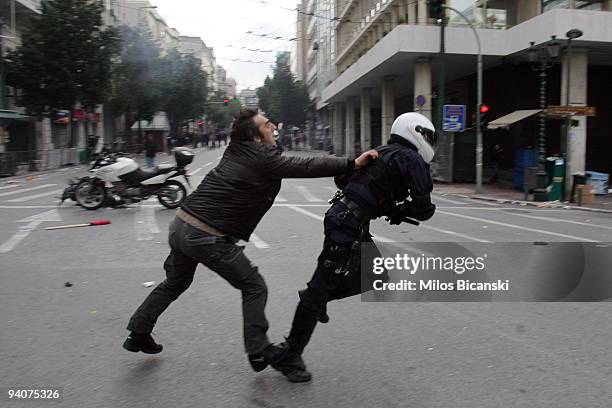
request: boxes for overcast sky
[149,0,299,91]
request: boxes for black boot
[273,301,319,383]
[123,332,163,354]
[248,343,289,372]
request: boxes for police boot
[273,302,319,383]
[299,290,329,324]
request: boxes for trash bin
[78,148,88,164]
[546,157,565,201]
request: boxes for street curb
[460,194,612,214]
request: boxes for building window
[543,0,602,11]
[543,0,570,11]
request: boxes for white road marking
[135,205,159,241]
[0,184,58,197]
[419,224,491,242]
[216,155,223,160]
[1,210,62,253]
[436,210,599,242]
[287,205,393,242]
[431,194,468,205]
[274,196,288,202]
[188,167,203,176]
[249,234,269,249]
[295,186,324,202]
[0,184,19,190]
[203,162,213,167]
[501,211,612,231]
[5,189,62,202]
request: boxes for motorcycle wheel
[75,178,106,210]
[157,180,187,209]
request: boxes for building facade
[238,88,259,109]
[316,0,612,190]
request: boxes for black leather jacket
[181,141,354,241]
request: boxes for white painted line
[502,212,612,231]
[203,162,213,167]
[135,207,153,241]
[145,205,160,234]
[0,184,19,190]
[0,224,39,253]
[274,195,288,202]
[287,205,393,243]
[1,209,62,253]
[0,205,57,209]
[431,194,467,205]
[436,210,599,242]
[295,185,324,202]
[216,155,223,160]
[5,189,62,202]
[188,167,203,176]
[420,224,491,242]
[250,234,269,249]
[0,184,58,197]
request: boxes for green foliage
[5,0,119,114]
[205,90,241,130]
[157,49,208,131]
[256,54,312,128]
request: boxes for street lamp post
[442,5,483,193]
[527,36,560,201]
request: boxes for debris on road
[45,220,111,230]
[143,281,156,287]
[64,282,73,287]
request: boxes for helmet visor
[415,125,437,149]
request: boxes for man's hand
[354,149,379,167]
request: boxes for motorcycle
[62,147,194,210]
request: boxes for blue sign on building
[443,105,466,132]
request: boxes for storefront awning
[487,109,541,129]
[0,110,31,122]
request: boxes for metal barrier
[0,148,79,176]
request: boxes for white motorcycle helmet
[390,112,437,164]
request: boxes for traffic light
[428,0,444,19]
[479,104,490,129]
[223,99,230,106]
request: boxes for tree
[157,49,208,135]
[205,90,241,131]
[5,0,119,115]
[110,26,161,140]
[256,54,311,128]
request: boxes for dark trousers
[287,202,378,355]
[127,218,270,354]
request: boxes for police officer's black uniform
[274,135,436,381]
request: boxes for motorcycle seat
[133,165,176,182]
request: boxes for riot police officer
[273,112,438,382]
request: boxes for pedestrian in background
[144,133,157,168]
[490,144,503,183]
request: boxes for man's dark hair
[231,108,260,142]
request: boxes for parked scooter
[61,148,194,210]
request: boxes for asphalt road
[1,146,611,408]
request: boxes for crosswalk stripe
[250,234,269,249]
[0,184,58,197]
[295,186,324,202]
[5,189,62,202]
[0,184,20,190]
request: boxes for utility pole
[0,17,6,111]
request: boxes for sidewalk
[435,182,612,214]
